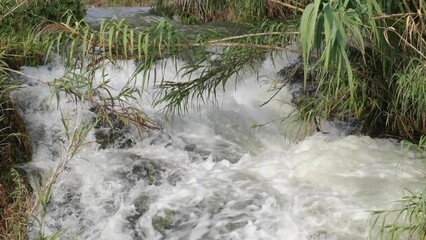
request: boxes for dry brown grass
[0,168,31,240]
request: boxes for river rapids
[11,8,425,240]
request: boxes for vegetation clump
[0,69,32,165]
[0,168,31,240]
[135,0,426,145]
[1,0,85,68]
[0,1,86,239]
[156,0,309,23]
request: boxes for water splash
[15,55,424,240]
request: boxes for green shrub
[0,0,86,32]
[155,0,309,23]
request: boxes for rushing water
[15,55,424,240]
[12,8,425,240]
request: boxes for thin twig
[374,12,418,20]
[6,68,50,85]
[384,27,426,60]
[205,42,288,51]
[0,0,28,22]
[260,83,286,107]
[206,32,300,44]
[184,42,294,52]
[268,0,304,13]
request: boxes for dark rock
[277,59,317,106]
[130,159,165,186]
[166,171,182,186]
[225,220,248,231]
[94,128,135,150]
[115,155,166,186]
[125,194,151,239]
[152,209,195,237]
[133,194,151,216]
[332,118,362,135]
[277,58,304,84]
[90,106,135,150]
[184,143,197,152]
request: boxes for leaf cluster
[41,16,300,116]
[0,0,86,33]
[370,189,426,240]
[297,0,426,143]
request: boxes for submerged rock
[130,160,164,186]
[114,154,167,186]
[90,107,135,150]
[152,209,195,237]
[184,143,197,152]
[94,128,134,149]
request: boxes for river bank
[0,1,87,238]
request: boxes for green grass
[369,189,426,240]
[0,0,87,238]
[155,0,311,23]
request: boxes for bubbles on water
[18,57,425,240]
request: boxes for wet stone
[166,171,182,186]
[127,195,151,236]
[148,132,173,146]
[56,190,83,218]
[128,159,165,186]
[133,194,150,216]
[152,209,196,237]
[308,231,359,240]
[32,124,46,146]
[184,143,197,152]
[94,128,135,149]
[252,193,265,207]
[191,149,212,162]
[91,106,135,150]
[103,200,119,214]
[195,194,227,215]
[152,209,178,236]
[225,220,248,231]
[309,230,329,240]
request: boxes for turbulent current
[12,8,425,240]
[14,54,424,240]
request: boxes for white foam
[16,55,424,240]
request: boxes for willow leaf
[300,0,322,86]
